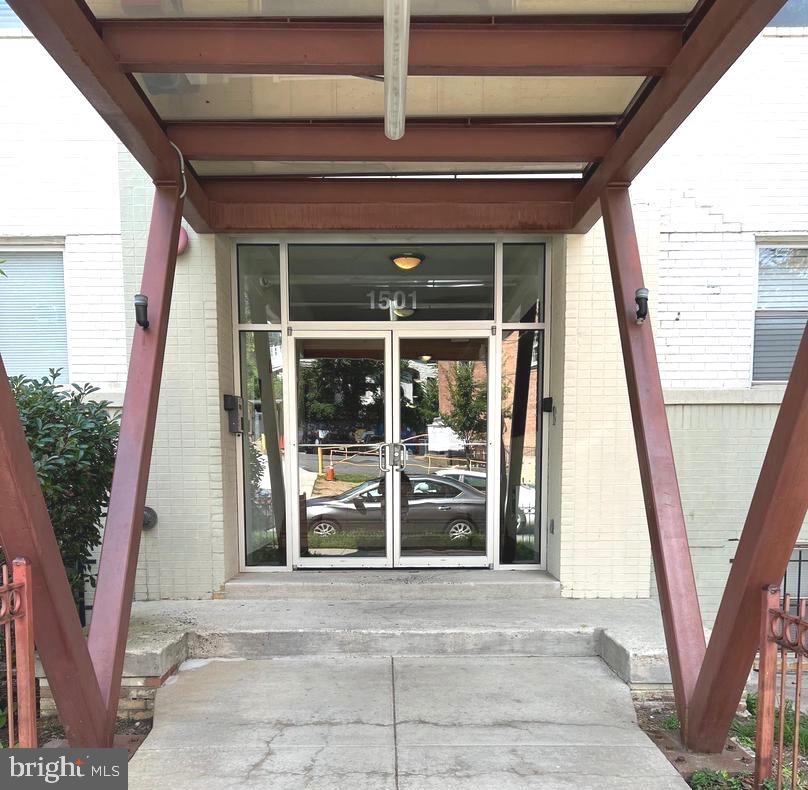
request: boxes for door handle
[378,444,390,473]
[397,442,408,471]
[437,505,451,511]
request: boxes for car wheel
[445,519,476,541]
[310,519,338,537]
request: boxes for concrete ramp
[130,655,686,789]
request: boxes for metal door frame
[288,329,395,569]
[391,327,495,568]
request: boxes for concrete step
[221,569,562,601]
[122,598,672,692]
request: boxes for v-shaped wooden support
[601,185,707,735]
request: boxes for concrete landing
[223,569,562,600]
[129,656,686,789]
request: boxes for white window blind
[754,247,808,382]
[0,250,69,382]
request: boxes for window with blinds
[0,1,21,29]
[0,250,69,382]
[754,247,808,382]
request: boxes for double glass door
[292,330,492,567]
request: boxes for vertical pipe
[384,0,411,140]
[87,185,184,734]
[755,586,780,787]
[13,558,37,748]
[600,185,706,735]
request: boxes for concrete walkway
[129,655,686,790]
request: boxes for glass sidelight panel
[237,244,282,324]
[500,329,544,564]
[398,338,488,557]
[241,331,287,566]
[502,243,545,323]
[296,337,388,559]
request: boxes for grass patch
[730,694,808,755]
[663,713,680,731]
[687,769,773,789]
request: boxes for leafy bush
[10,370,119,593]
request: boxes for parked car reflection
[435,467,535,531]
[305,473,486,541]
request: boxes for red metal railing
[1,558,37,748]
[756,586,807,789]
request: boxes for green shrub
[10,370,119,593]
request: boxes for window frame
[753,242,808,385]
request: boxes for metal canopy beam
[600,185,706,735]
[0,358,107,747]
[687,324,808,753]
[87,185,184,731]
[5,0,210,233]
[168,122,614,163]
[202,177,577,231]
[102,19,683,77]
[573,0,789,232]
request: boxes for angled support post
[87,185,184,731]
[687,324,808,752]
[600,185,706,734]
[0,359,107,746]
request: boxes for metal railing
[783,548,808,611]
[0,558,37,748]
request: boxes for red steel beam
[102,19,683,77]
[168,122,614,163]
[687,324,808,753]
[87,185,184,730]
[601,185,705,733]
[0,359,107,747]
[203,177,577,231]
[573,0,789,232]
[5,0,210,233]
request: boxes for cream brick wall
[557,26,808,611]
[554,208,658,598]
[118,152,238,600]
[0,31,127,395]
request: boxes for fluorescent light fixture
[384,0,411,140]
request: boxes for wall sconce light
[391,253,424,271]
[134,293,149,329]
[635,287,649,324]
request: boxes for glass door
[291,329,493,568]
[292,331,393,567]
[393,332,492,567]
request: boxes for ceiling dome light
[394,307,415,318]
[391,253,424,271]
[419,355,432,362]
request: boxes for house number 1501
[367,290,418,311]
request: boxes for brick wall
[0,32,126,396]
[558,26,808,614]
[119,153,238,600]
